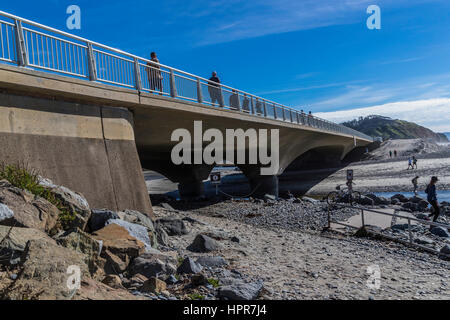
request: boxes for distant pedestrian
[394,150,397,157]
[308,111,313,126]
[229,90,239,110]
[412,156,417,169]
[425,176,440,224]
[147,52,163,94]
[208,71,223,107]
[407,157,413,170]
[412,176,419,195]
[300,110,306,124]
[255,99,263,114]
[389,150,392,158]
[242,94,250,112]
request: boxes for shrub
[188,293,205,300]
[207,278,220,288]
[0,163,75,230]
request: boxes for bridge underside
[132,99,368,199]
[0,64,371,209]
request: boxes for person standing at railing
[208,71,223,107]
[242,94,250,112]
[147,52,163,94]
[308,111,313,126]
[425,176,440,225]
[229,90,240,110]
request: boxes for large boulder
[402,202,420,212]
[440,244,450,257]
[118,210,154,232]
[177,257,203,274]
[430,227,450,238]
[38,177,91,230]
[155,217,188,236]
[74,277,144,300]
[141,277,167,294]
[187,234,220,253]
[0,180,59,233]
[365,194,390,205]
[107,219,153,251]
[129,250,177,278]
[56,228,105,279]
[358,196,374,206]
[92,223,146,274]
[0,225,55,266]
[217,279,263,300]
[89,209,119,233]
[391,194,409,203]
[4,239,90,300]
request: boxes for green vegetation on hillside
[342,115,449,142]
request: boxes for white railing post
[170,69,177,98]
[14,19,28,66]
[133,58,142,91]
[87,43,97,81]
[196,78,203,103]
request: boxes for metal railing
[0,10,373,142]
[327,203,450,258]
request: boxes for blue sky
[2,0,450,131]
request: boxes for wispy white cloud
[257,80,365,95]
[316,98,450,132]
[379,56,424,65]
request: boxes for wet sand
[145,155,450,199]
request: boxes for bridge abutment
[0,92,154,218]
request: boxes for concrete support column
[248,175,279,199]
[239,165,279,199]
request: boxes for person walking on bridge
[147,52,163,94]
[208,71,223,107]
[425,176,440,225]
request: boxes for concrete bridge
[0,11,372,216]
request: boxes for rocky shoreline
[1,172,449,300]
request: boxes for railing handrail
[0,10,373,141]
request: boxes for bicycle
[326,184,361,206]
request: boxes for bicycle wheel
[350,191,361,206]
[327,191,339,205]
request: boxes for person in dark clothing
[394,150,397,157]
[255,99,263,114]
[229,90,239,110]
[412,176,419,195]
[208,71,223,106]
[389,150,392,158]
[425,176,440,224]
[412,156,418,169]
[147,52,163,93]
[242,94,250,112]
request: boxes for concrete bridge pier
[140,153,213,199]
[239,165,279,198]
